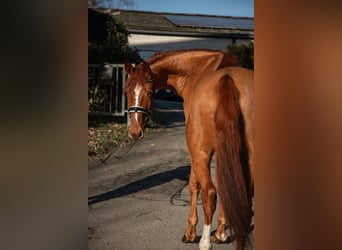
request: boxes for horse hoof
[181,235,198,243]
[211,235,228,244]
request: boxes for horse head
[124,60,154,140]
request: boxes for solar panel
[163,14,254,30]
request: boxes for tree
[88,0,136,9]
[116,0,136,9]
[88,0,109,7]
[88,8,140,64]
[88,7,141,113]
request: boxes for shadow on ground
[88,165,190,205]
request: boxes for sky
[103,0,254,17]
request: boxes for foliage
[88,0,135,9]
[88,84,108,112]
[88,42,140,64]
[88,8,141,113]
[227,42,254,70]
[88,8,141,64]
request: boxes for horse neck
[148,50,229,97]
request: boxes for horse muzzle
[128,129,144,140]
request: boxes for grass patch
[88,121,128,158]
[88,114,163,159]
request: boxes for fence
[88,63,128,116]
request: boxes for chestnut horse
[124,49,253,250]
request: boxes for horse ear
[141,61,152,72]
[124,59,134,74]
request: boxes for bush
[227,42,254,70]
[88,84,107,112]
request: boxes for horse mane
[146,49,239,69]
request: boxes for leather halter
[127,105,151,117]
[127,79,154,119]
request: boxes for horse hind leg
[182,169,200,243]
[185,115,216,249]
[212,202,229,244]
[193,159,216,250]
[199,179,216,250]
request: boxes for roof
[90,7,254,39]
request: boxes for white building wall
[128,33,249,60]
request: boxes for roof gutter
[127,29,254,40]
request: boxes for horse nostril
[138,130,144,139]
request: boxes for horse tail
[214,74,252,250]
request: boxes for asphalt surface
[88,100,254,250]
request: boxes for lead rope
[97,138,137,166]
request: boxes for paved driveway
[88,100,253,250]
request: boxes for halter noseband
[127,105,151,118]
[127,79,154,119]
